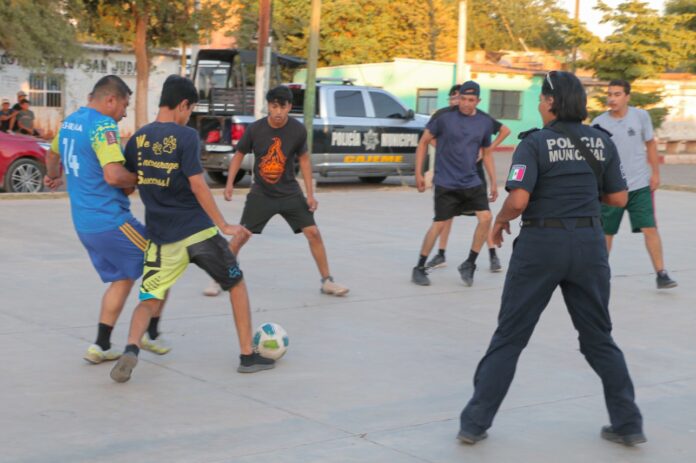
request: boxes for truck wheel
[207,171,227,185]
[359,176,386,184]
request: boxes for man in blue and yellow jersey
[44,76,169,364]
[109,75,273,383]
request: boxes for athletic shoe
[656,271,677,289]
[203,280,222,297]
[457,429,488,445]
[141,333,172,355]
[321,277,349,296]
[110,352,138,383]
[412,266,431,286]
[426,254,447,269]
[458,261,476,287]
[600,425,647,446]
[489,255,502,273]
[83,344,121,364]
[237,353,276,373]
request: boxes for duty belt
[521,217,595,228]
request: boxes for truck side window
[335,90,366,117]
[369,92,406,118]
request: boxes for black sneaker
[237,352,275,373]
[412,266,431,286]
[458,261,476,287]
[489,255,502,273]
[656,271,677,289]
[110,352,138,383]
[600,425,647,446]
[426,254,447,269]
[457,428,488,445]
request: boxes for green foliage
[665,0,696,72]
[231,0,592,67]
[583,0,696,81]
[75,0,238,50]
[0,0,82,69]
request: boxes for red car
[0,131,49,193]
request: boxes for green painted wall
[294,59,544,146]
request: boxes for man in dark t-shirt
[210,85,348,297]
[0,99,16,132]
[426,87,511,272]
[412,81,498,287]
[113,75,274,382]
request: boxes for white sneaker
[320,277,349,297]
[84,344,121,364]
[141,333,172,355]
[203,280,222,297]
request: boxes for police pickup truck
[196,66,428,184]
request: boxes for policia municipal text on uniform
[457,71,646,447]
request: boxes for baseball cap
[1,98,9,104]
[459,81,480,97]
[17,90,27,97]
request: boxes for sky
[559,0,667,38]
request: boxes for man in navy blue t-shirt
[112,75,275,383]
[412,81,498,287]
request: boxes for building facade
[0,44,180,139]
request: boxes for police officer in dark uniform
[457,71,646,446]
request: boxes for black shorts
[460,163,488,217]
[240,192,316,234]
[434,185,489,222]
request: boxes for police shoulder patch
[518,128,540,140]
[592,124,613,137]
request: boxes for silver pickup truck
[198,80,428,184]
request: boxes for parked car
[0,131,49,193]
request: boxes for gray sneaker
[412,266,431,286]
[600,425,647,446]
[458,261,476,287]
[656,271,677,289]
[110,352,138,383]
[489,255,502,273]
[237,353,276,373]
[426,254,447,269]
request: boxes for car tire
[5,158,45,193]
[359,176,386,184]
[207,169,246,185]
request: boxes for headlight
[37,142,50,151]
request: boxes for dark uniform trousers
[460,219,643,435]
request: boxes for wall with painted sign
[0,44,180,139]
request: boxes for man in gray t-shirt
[592,79,676,289]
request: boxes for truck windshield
[196,60,231,101]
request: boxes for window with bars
[416,88,438,115]
[28,74,63,108]
[488,90,521,120]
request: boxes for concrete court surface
[0,186,694,463]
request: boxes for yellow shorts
[140,227,243,300]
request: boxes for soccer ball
[253,323,289,360]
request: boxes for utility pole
[571,0,580,72]
[304,0,321,156]
[254,0,272,120]
[189,0,201,78]
[456,0,468,83]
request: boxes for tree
[584,0,696,81]
[665,0,696,72]
[75,0,239,128]
[231,0,590,67]
[0,0,82,69]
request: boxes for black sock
[466,250,479,264]
[96,323,113,351]
[148,317,160,340]
[438,249,446,257]
[124,344,140,356]
[417,255,427,268]
[489,248,497,259]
